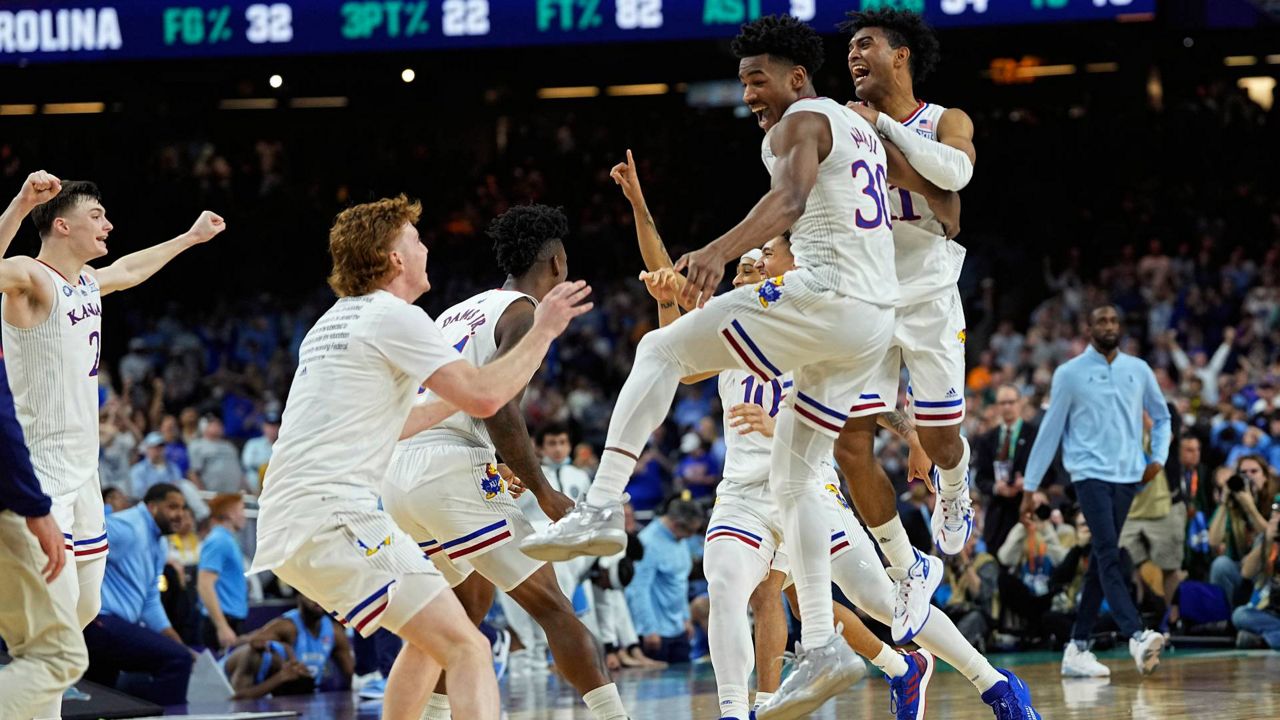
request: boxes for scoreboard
[0,1,1156,65]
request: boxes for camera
[1035,503,1053,521]
[1226,473,1246,494]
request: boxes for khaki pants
[0,510,89,720]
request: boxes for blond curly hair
[327,195,422,297]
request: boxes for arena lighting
[605,83,669,97]
[218,98,279,110]
[289,96,348,109]
[269,74,283,88]
[1268,55,1280,65]
[537,86,600,99]
[1017,64,1077,78]
[42,102,104,114]
[0,104,37,115]
[1238,77,1275,111]
[401,68,416,83]
[1223,56,1258,67]
[1085,62,1120,73]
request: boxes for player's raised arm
[848,102,975,191]
[880,138,961,239]
[612,149,674,272]
[422,279,592,418]
[0,171,61,258]
[675,111,828,308]
[94,210,226,296]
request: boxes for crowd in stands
[3,63,1276,704]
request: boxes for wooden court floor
[185,648,1280,719]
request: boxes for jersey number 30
[851,160,893,231]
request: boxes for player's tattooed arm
[879,409,935,488]
[877,408,915,439]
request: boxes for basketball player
[382,204,629,720]
[617,159,1038,719]
[836,9,979,645]
[0,175,224,719]
[0,170,86,720]
[524,16,957,718]
[249,195,590,720]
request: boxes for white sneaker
[1129,630,1165,675]
[1061,643,1111,678]
[889,551,943,644]
[931,473,975,556]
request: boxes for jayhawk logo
[825,483,851,511]
[357,535,393,557]
[755,276,785,308]
[481,463,505,500]
[957,328,967,345]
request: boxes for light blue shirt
[130,459,183,500]
[100,504,171,631]
[1024,345,1171,491]
[625,520,692,638]
[198,525,248,620]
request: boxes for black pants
[649,635,690,664]
[198,614,244,652]
[83,614,193,706]
[1073,479,1144,641]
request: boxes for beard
[1093,334,1120,353]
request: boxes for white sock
[938,436,971,497]
[753,691,774,711]
[421,693,451,720]
[586,450,637,507]
[872,645,909,678]
[871,517,917,569]
[583,683,628,720]
[716,684,750,719]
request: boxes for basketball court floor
[175,647,1279,719]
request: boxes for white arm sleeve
[875,113,974,191]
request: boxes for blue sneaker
[357,675,387,700]
[981,669,1042,720]
[887,649,934,720]
[491,627,511,681]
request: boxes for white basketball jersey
[762,97,899,308]
[406,289,535,452]
[1,264,102,496]
[716,369,792,501]
[887,102,967,306]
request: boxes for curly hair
[486,204,568,278]
[731,14,825,77]
[839,9,941,84]
[327,194,422,297]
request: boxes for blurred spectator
[1175,433,1217,581]
[1233,509,1280,649]
[937,530,1000,651]
[83,483,194,706]
[133,431,209,521]
[1169,327,1234,406]
[99,399,141,494]
[160,414,190,476]
[241,411,280,494]
[1209,455,1275,604]
[626,432,673,520]
[162,507,200,643]
[188,414,246,493]
[119,338,153,386]
[626,498,702,664]
[997,492,1070,633]
[1121,413,1187,605]
[974,384,1038,553]
[674,435,720,501]
[102,486,130,515]
[225,594,354,698]
[197,494,249,653]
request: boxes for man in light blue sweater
[1023,305,1170,678]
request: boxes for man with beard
[82,483,195,706]
[225,594,354,698]
[1023,305,1171,677]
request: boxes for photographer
[1209,455,1275,604]
[997,492,1071,637]
[938,530,1000,651]
[1232,500,1280,649]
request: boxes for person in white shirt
[240,410,279,493]
[249,195,590,720]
